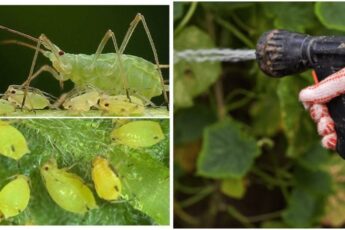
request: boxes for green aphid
[40,159,98,214]
[5,85,50,110]
[0,121,30,160]
[0,99,15,115]
[111,120,165,148]
[0,175,30,220]
[63,90,100,113]
[98,95,145,116]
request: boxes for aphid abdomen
[124,55,162,98]
[111,121,165,148]
[40,160,97,214]
[0,122,30,160]
[92,157,122,201]
[0,175,30,219]
[67,54,161,99]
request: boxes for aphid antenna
[0,25,39,43]
[0,39,47,54]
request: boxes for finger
[309,103,330,122]
[321,133,337,150]
[317,116,335,136]
[299,67,345,104]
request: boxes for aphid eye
[11,145,15,152]
[58,50,65,56]
[97,99,100,104]
[153,136,159,140]
[10,90,16,94]
[44,166,49,171]
[104,103,109,107]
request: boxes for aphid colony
[0,14,169,116]
[0,85,150,116]
[0,120,165,218]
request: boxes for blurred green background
[0,5,169,102]
[174,2,345,228]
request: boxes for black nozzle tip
[256,30,287,77]
[256,29,309,77]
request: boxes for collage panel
[174,1,345,228]
[0,118,169,225]
[0,5,169,118]
[0,3,171,227]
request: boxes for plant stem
[214,80,227,120]
[175,2,198,35]
[227,205,254,228]
[174,200,200,226]
[231,13,254,34]
[175,182,208,194]
[251,166,292,187]
[246,210,283,222]
[215,17,255,48]
[180,185,215,208]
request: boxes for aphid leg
[120,13,169,108]
[91,30,131,102]
[21,35,42,109]
[21,65,61,88]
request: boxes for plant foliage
[174,2,345,228]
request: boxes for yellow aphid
[111,120,165,148]
[0,175,30,219]
[40,159,97,214]
[0,99,15,115]
[0,121,30,160]
[63,91,100,113]
[98,95,145,116]
[92,156,122,201]
[5,85,50,110]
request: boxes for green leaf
[174,2,188,21]
[174,104,217,145]
[0,119,169,225]
[110,150,169,225]
[220,178,246,199]
[283,188,324,227]
[197,119,260,179]
[262,3,316,32]
[277,77,317,157]
[321,155,345,227]
[174,26,221,109]
[201,2,253,15]
[250,93,281,137]
[294,167,332,197]
[315,2,345,31]
[297,143,331,171]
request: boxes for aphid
[63,90,100,113]
[92,156,122,201]
[0,175,30,219]
[40,159,97,214]
[98,94,145,116]
[111,120,165,148]
[0,121,30,160]
[4,85,50,110]
[0,13,168,106]
[0,99,16,115]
